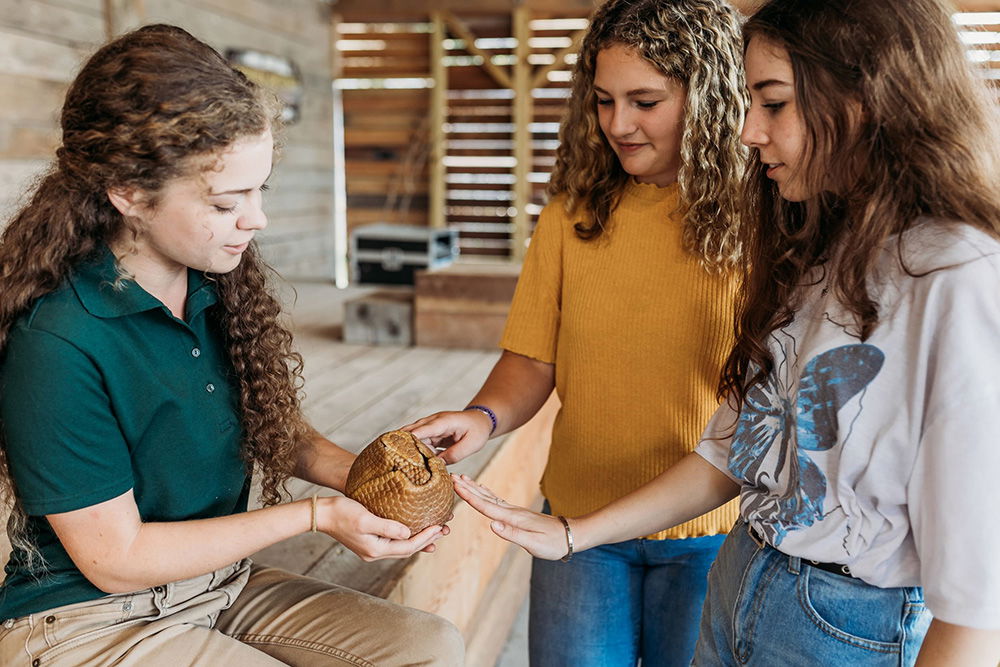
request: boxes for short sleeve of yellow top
[501,180,739,539]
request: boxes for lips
[764,162,784,178]
[223,240,251,254]
[617,142,647,153]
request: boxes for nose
[237,195,268,231]
[741,105,767,149]
[609,104,637,138]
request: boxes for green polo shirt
[0,246,248,620]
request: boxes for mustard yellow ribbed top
[501,180,739,539]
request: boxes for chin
[777,183,811,203]
[204,255,244,275]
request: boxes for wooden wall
[336,11,583,261]
[0,0,338,279]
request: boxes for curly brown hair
[0,24,310,566]
[548,0,747,268]
[720,0,1000,404]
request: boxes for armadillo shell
[345,430,453,534]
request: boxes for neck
[111,242,189,319]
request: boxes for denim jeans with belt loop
[693,519,931,666]
[529,502,725,667]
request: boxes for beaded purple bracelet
[464,404,497,435]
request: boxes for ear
[106,187,147,218]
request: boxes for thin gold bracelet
[557,515,574,562]
[310,493,318,533]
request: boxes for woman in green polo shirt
[0,24,462,666]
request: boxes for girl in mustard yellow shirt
[407,1,746,664]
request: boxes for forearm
[292,426,356,492]
[915,619,1000,666]
[574,452,739,549]
[66,498,313,594]
[467,350,554,436]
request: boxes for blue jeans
[693,519,931,666]
[529,502,725,667]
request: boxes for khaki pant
[0,560,464,666]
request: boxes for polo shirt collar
[71,245,218,320]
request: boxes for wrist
[302,495,319,535]
[464,404,497,435]
[556,515,574,562]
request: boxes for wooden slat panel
[0,73,66,122]
[0,26,87,82]
[0,0,104,47]
[347,208,428,226]
[342,89,429,112]
[0,124,59,159]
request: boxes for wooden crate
[343,290,414,346]
[414,262,521,349]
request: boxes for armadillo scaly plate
[345,430,453,534]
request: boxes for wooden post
[331,13,350,286]
[429,12,448,229]
[103,0,145,38]
[511,5,532,261]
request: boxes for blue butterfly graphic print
[729,343,884,545]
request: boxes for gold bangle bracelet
[310,493,318,533]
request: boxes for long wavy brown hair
[720,0,1000,404]
[549,0,747,268]
[0,24,311,566]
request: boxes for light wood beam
[334,0,999,15]
[103,0,145,38]
[532,27,586,89]
[512,5,532,262]
[440,11,513,90]
[430,12,447,229]
[335,0,597,14]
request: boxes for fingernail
[491,521,504,531]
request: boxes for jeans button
[154,586,164,593]
[44,615,55,624]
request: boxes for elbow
[77,562,147,595]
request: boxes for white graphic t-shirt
[696,220,1000,629]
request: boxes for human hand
[452,474,571,561]
[317,496,448,561]
[402,410,493,464]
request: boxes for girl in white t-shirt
[452,0,1000,664]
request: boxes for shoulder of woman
[893,218,1000,276]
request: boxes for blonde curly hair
[549,0,747,269]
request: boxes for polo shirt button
[191,348,201,358]
[206,383,215,393]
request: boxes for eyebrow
[593,85,668,96]
[209,170,273,196]
[751,79,792,91]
